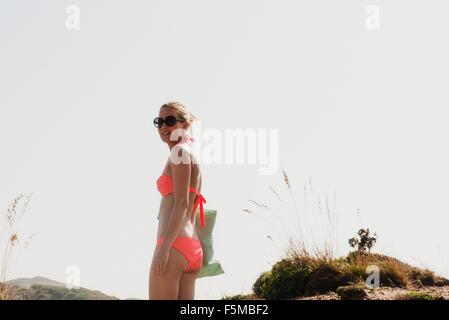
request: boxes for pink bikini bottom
[156,237,203,272]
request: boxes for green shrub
[252,271,271,297]
[305,263,356,296]
[409,268,435,286]
[434,277,449,287]
[251,248,447,300]
[255,258,312,299]
[396,291,444,300]
[336,285,367,300]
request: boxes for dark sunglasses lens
[165,116,177,127]
[153,117,163,128]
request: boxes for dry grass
[0,282,14,300]
[243,170,338,260]
[0,193,33,300]
[285,240,334,271]
[342,252,410,287]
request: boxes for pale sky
[1,0,449,299]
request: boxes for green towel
[195,208,225,278]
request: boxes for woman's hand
[152,244,170,275]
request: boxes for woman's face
[157,107,188,143]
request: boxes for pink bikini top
[157,174,206,228]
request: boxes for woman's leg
[178,270,199,300]
[149,247,188,300]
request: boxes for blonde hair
[160,101,198,129]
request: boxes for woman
[149,101,206,300]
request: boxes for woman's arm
[161,145,191,246]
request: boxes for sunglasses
[153,115,185,128]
